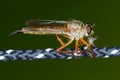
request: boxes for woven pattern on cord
[0,47,120,61]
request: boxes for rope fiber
[0,47,120,61]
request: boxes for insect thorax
[66,20,88,40]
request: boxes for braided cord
[0,47,120,61]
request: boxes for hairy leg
[75,40,79,54]
[80,38,96,57]
[56,39,73,55]
[56,34,65,46]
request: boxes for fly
[11,20,97,57]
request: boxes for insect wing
[26,20,67,27]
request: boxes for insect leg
[78,40,89,56]
[56,39,73,53]
[62,34,70,39]
[56,34,65,46]
[75,40,79,54]
[80,38,96,57]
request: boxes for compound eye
[86,24,92,34]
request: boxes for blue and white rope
[0,47,120,61]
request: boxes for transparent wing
[26,20,68,26]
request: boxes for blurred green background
[1,0,120,80]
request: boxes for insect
[11,19,97,57]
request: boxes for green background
[1,0,120,80]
